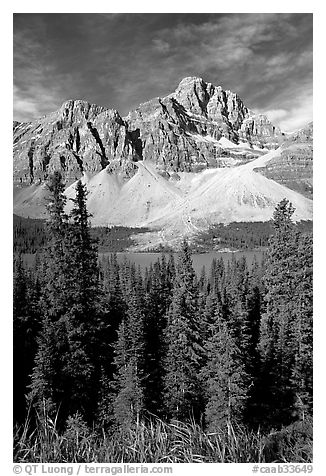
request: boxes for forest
[13,214,150,253]
[192,220,312,252]
[13,212,312,254]
[13,172,313,463]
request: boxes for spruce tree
[201,298,249,430]
[142,260,169,415]
[29,172,70,417]
[112,272,146,428]
[244,256,264,425]
[13,255,40,422]
[29,175,102,422]
[223,256,252,370]
[163,240,203,420]
[68,180,99,315]
[61,180,101,420]
[100,253,126,374]
[258,199,312,426]
[290,233,313,420]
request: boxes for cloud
[277,97,313,132]
[260,83,313,132]
[263,109,288,123]
[13,13,312,130]
[13,83,63,122]
[152,38,170,54]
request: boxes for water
[101,250,264,274]
[22,250,265,273]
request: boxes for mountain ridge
[13,76,312,249]
[13,76,285,185]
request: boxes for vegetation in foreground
[13,172,313,462]
[14,411,312,463]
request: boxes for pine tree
[163,240,203,420]
[29,172,70,417]
[68,180,99,315]
[201,296,249,431]
[290,233,313,420]
[13,255,40,422]
[243,256,264,426]
[199,289,219,339]
[258,199,312,426]
[29,176,102,422]
[141,260,168,415]
[223,256,252,367]
[112,274,146,428]
[62,180,103,420]
[100,253,126,372]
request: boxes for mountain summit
[13,77,312,248]
[14,77,284,186]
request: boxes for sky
[13,13,313,132]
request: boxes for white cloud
[261,95,312,132]
[265,109,288,122]
[13,83,62,122]
[278,102,313,132]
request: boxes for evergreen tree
[29,176,102,422]
[100,253,126,372]
[223,256,252,370]
[200,292,222,347]
[142,261,169,415]
[258,199,312,426]
[201,295,249,430]
[198,265,207,293]
[68,180,99,315]
[29,172,70,416]
[163,240,203,420]
[13,255,40,422]
[244,256,264,424]
[60,180,102,420]
[290,234,313,420]
[112,274,146,428]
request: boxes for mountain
[124,76,284,173]
[13,77,284,186]
[13,76,312,249]
[13,101,139,186]
[253,122,313,199]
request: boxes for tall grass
[14,410,312,464]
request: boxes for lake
[100,250,265,274]
[22,250,265,274]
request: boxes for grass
[13,410,313,463]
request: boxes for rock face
[254,123,313,198]
[13,100,140,186]
[124,77,284,172]
[170,77,282,149]
[13,77,285,185]
[13,76,313,241]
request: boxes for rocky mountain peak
[169,76,250,131]
[57,99,109,125]
[175,76,212,91]
[13,76,290,188]
[171,76,214,115]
